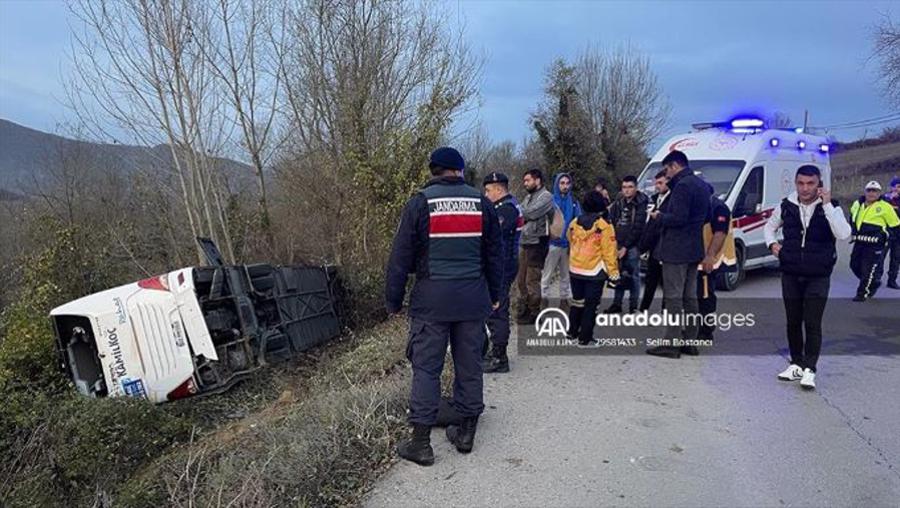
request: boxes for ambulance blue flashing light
[769,138,780,147]
[731,118,765,129]
[798,140,807,150]
[819,144,830,153]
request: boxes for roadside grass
[1,314,413,508]
[115,315,412,508]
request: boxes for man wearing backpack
[517,169,555,324]
[541,172,581,312]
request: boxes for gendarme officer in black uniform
[482,171,523,374]
[386,147,502,466]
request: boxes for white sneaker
[800,368,816,390]
[777,364,803,381]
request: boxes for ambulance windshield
[638,160,744,200]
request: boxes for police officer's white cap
[865,180,882,191]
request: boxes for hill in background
[0,118,253,200]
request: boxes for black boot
[680,345,700,356]
[446,416,479,453]
[568,304,584,340]
[435,397,463,428]
[646,346,681,359]
[484,346,509,373]
[397,424,434,466]
[604,303,622,314]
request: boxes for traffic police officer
[385,147,502,466]
[849,180,900,301]
[482,172,524,373]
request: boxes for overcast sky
[1,0,898,148]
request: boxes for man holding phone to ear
[764,165,851,390]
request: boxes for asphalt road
[365,242,900,507]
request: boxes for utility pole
[803,110,809,132]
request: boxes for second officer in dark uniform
[482,172,524,373]
[386,147,502,466]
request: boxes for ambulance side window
[734,166,764,218]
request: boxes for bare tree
[199,0,288,253]
[576,43,671,175]
[68,0,237,264]
[277,0,480,265]
[873,13,900,107]
[770,111,793,129]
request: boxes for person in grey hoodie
[516,169,555,323]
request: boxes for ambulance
[50,240,341,403]
[637,118,832,290]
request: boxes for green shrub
[0,219,125,395]
[1,393,192,507]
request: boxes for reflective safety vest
[850,198,900,245]
[567,215,620,279]
[699,222,737,272]
[698,195,736,272]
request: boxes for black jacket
[639,191,669,256]
[656,168,711,264]
[385,176,503,321]
[609,192,648,250]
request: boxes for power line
[810,112,900,130]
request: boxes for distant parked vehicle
[50,238,342,403]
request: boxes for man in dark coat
[646,150,710,359]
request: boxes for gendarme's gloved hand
[606,277,620,290]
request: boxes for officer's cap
[482,172,509,186]
[865,180,882,191]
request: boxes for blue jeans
[613,247,641,309]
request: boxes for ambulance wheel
[718,246,744,292]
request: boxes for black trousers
[850,241,887,298]
[639,256,663,311]
[407,317,484,425]
[781,273,830,372]
[884,238,900,283]
[697,271,717,339]
[568,275,605,342]
[486,276,515,350]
